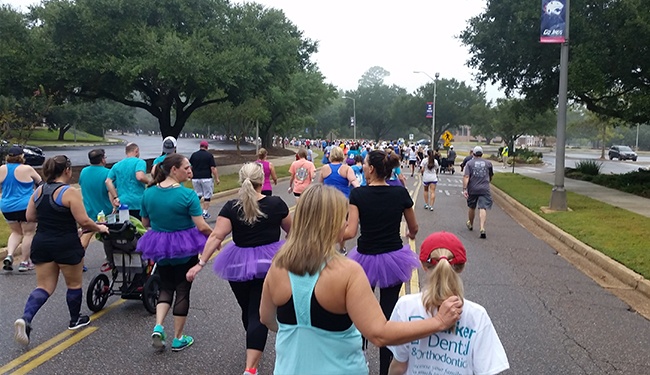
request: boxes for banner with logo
[425,102,433,119]
[540,0,566,43]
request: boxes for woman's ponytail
[236,163,267,225]
[421,248,465,316]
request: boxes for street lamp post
[342,96,356,140]
[414,71,440,147]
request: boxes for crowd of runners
[2,136,507,375]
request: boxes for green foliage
[460,0,650,125]
[574,160,603,176]
[0,0,331,143]
[567,168,650,199]
[492,174,650,279]
[511,148,543,159]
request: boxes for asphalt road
[39,133,255,167]
[1,173,650,374]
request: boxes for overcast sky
[3,0,502,100]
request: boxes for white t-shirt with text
[388,293,509,375]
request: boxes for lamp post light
[342,96,356,140]
[414,71,439,147]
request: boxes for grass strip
[492,173,650,279]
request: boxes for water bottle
[96,210,106,223]
[118,204,129,223]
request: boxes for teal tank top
[274,266,368,375]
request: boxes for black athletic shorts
[2,209,27,223]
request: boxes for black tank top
[32,183,82,250]
[277,292,353,332]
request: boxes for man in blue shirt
[79,149,112,245]
[105,143,149,220]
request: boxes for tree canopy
[460,0,650,125]
[0,0,333,144]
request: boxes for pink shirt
[289,159,316,194]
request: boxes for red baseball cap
[419,231,467,266]
[200,140,209,148]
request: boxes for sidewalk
[518,171,650,218]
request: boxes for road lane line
[1,288,128,373]
[11,327,98,375]
[0,331,74,374]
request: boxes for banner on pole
[425,102,433,119]
[350,116,355,127]
[540,0,566,43]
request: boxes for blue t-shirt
[140,184,202,232]
[389,166,402,181]
[107,157,147,210]
[153,154,167,166]
[79,165,113,219]
[351,165,366,186]
[0,164,33,213]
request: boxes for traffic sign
[443,140,451,148]
[409,134,414,141]
[442,131,453,141]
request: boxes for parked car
[0,140,46,166]
[608,145,637,161]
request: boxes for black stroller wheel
[87,274,111,312]
[142,274,161,314]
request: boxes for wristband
[198,260,206,267]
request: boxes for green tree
[12,0,318,140]
[490,98,556,153]
[460,0,650,124]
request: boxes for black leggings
[229,278,267,351]
[157,257,197,317]
[361,284,402,375]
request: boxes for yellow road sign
[443,140,451,148]
[442,131,453,141]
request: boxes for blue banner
[540,0,566,43]
[425,102,433,119]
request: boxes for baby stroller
[439,157,455,174]
[86,219,160,314]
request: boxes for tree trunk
[57,124,72,140]
[600,123,606,159]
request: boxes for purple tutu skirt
[213,240,285,282]
[136,227,206,261]
[386,179,404,187]
[348,244,420,288]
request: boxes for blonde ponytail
[235,163,267,225]
[421,248,465,316]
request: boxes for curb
[491,185,650,300]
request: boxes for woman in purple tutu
[344,149,420,375]
[137,153,212,352]
[186,162,291,375]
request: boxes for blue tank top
[1,163,34,213]
[274,267,368,375]
[322,163,351,198]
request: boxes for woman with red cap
[387,231,509,375]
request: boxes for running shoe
[466,221,473,231]
[243,369,258,375]
[18,261,34,272]
[424,204,429,210]
[3,255,14,271]
[429,206,434,211]
[68,315,91,330]
[152,324,166,349]
[480,229,486,239]
[171,335,194,351]
[339,247,348,256]
[202,212,211,219]
[82,265,88,272]
[14,318,31,345]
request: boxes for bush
[566,167,650,199]
[512,147,543,159]
[574,160,603,176]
